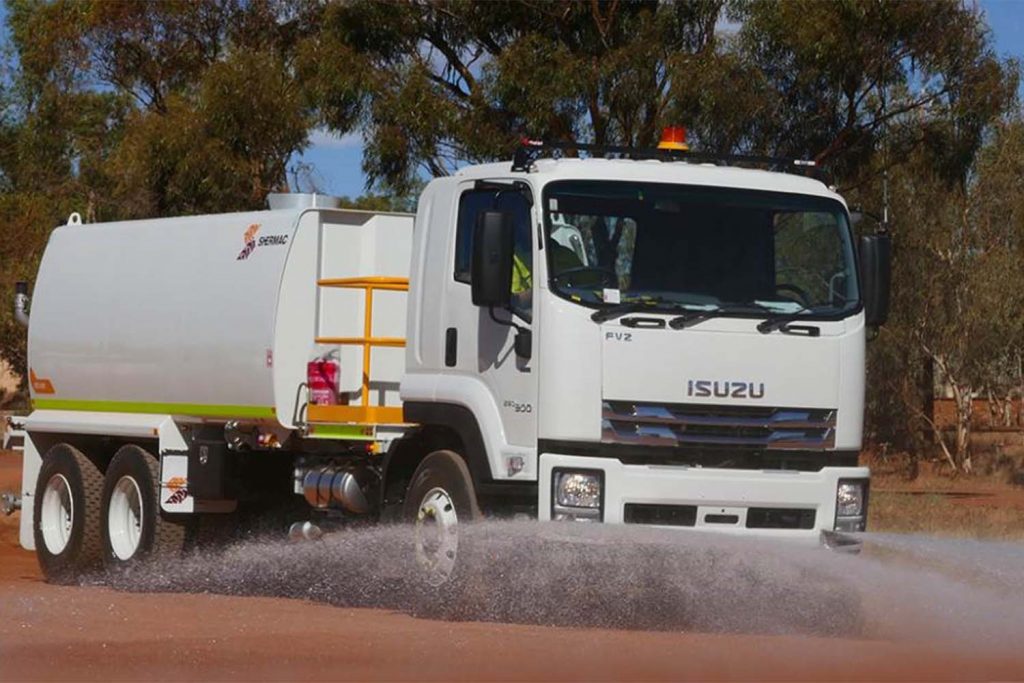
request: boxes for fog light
[834,479,868,532]
[552,469,603,522]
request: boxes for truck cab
[402,152,887,544]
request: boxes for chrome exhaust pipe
[13,282,29,328]
[288,520,323,541]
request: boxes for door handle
[445,327,458,367]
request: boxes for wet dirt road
[2,452,1023,682]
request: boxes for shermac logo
[237,223,261,260]
[236,223,288,260]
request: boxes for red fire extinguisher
[307,357,340,406]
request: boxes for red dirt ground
[2,451,1023,682]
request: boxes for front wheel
[100,445,187,568]
[403,450,480,588]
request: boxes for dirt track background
[2,451,1024,682]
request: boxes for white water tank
[27,203,414,428]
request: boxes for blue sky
[2,1,1023,198]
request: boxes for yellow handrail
[314,336,405,347]
[318,276,409,290]
[312,276,409,424]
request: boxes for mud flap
[160,453,194,514]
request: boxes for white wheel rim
[40,474,74,555]
[108,475,144,561]
[414,487,459,587]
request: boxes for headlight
[552,469,603,521]
[556,471,601,508]
[834,479,868,532]
[836,482,865,517]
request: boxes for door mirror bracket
[488,306,532,360]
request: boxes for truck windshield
[544,180,859,318]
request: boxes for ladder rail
[312,276,409,425]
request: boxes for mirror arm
[488,306,532,360]
[488,305,526,333]
[850,206,889,236]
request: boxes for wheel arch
[383,403,537,514]
[382,403,491,507]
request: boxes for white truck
[15,140,890,585]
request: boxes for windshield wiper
[668,303,773,330]
[756,312,823,336]
[591,298,685,323]
[595,298,823,334]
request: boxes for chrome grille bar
[602,401,836,450]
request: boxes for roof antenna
[880,88,891,235]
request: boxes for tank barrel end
[1,493,21,516]
[13,281,29,327]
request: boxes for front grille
[746,507,816,529]
[622,504,816,529]
[602,401,836,450]
[624,503,697,527]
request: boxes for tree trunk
[951,381,973,474]
[1018,352,1024,427]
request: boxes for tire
[403,450,481,589]
[100,445,187,568]
[33,444,104,584]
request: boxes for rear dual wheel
[33,444,104,583]
[101,445,187,568]
[33,443,188,582]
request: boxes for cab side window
[453,188,533,321]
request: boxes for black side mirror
[471,210,514,308]
[859,234,891,327]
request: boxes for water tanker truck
[15,138,890,584]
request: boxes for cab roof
[454,157,844,204]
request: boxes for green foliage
[0,0,321,381]
[307,0,729,191]
[303,0,1016,193]
[109,49,311,217]
[866,117,1024,471]
[0,192,70,386]
[336,182,422,214]
[728,0,1017,175]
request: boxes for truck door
[444,181,537,479]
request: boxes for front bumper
[539,452,868,548]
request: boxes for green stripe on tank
[32,398,276,419]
